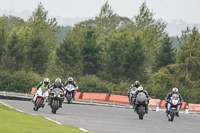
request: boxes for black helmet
[134,81,140,88]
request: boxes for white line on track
[15,109,24,113]
[79,127,89,132]
[0,101,13,109]
[44,117,62,125]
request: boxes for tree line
[0,2,199,103]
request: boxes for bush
[77,75,114,94]
[0,70,12,91]
[9,71,42,93]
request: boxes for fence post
[156,102,159,112]
[185,105,189,114]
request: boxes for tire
[67,93,72,104]
[170,110,175,122]
[35,98,42,111]
[52,99,58,114]
[138,107,145,120]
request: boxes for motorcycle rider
[127,81,140,105]
[165,88,183,117]
[48,78,64,108]
[64,77,78,100]
[32,78,50,103]
[134,86,150,113]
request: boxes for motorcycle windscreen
[66,84,75,91]
[136,92,147,103]
[171,94,179,100]
[40,87,47,95]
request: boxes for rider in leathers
[48,78,64,108]
[32,78,50,103]
[165,88,183,117]
[64,77,78,100]
[127,81,140,105]
[134,86,150,113]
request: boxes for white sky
[0,0,200,36]
[0,0,199,23]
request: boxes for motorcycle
[129,87,137,106]
[49,88,64,114]
[167,94,180,122]
[135,92,148,120]
[65,84,76,104]
[33,87,49,111]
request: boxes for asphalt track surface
[1,99,200,133]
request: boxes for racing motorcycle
[65,84,76,104]
[135,92,148,120]
[33,87,49,111]
[129,87,137,106]
[49,88,64,114]
[167,94,180,122]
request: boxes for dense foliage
[0,2,199,103]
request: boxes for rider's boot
[176,112,179,117]
[165,110,170,116]
[145,106,149,114]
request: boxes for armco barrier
[181,102,187,110]
[188,103,200,112]
[159,100,166,108]
[30,87,36,95]
[148,99,161,108]
[82,93,109,101]
[109,95,129,104]
[75,92,83,99]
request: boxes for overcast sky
[0,0,199,36]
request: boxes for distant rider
[165,88,183,117]
[32,78,50,103]
[64,77,78,100]
[134,86,150,113]
[48,78,64,108]
[127,81,140,105]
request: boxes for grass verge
[0,103,86,133]
[197,113,200,115]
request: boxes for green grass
[0,103,86,133]
[197,113,200,115]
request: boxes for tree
[100,27,145,83]
[177,27,200,88]
[154,34,176,72]
[26,3,59,74]
[1,27,25,72]
[82,26,101,75]
[133,2,166,74]
[0,16,9,64]
[56,29,82,78]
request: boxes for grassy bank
[0,103,86,133]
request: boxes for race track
[1,99,200,133]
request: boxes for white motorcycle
[33,87,49,111]
[129,87,137,106]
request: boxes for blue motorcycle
[167,94,180,122]
[65,84,75,104]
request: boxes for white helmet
[44,78,50,85]
[68,77,73,81]
[172,88,178,93]
[137,86,144,92]
[55,78,61,83]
